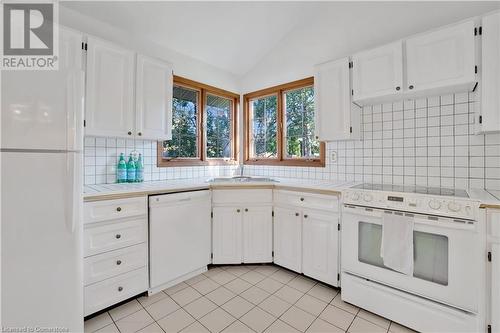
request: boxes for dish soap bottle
[126,154,136,183]
[117,153,127,183]
[136,154,144,182]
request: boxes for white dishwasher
[149,190,211,293]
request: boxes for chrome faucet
[238,164,245,177]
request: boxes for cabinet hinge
[479,26,483,36]
[475,26,483,36]
[349,126,353,133]
[272,211,274,217]
[83,120,86,127]
[211,212,213,218]
[475,65,478,74]
[488,324,491,333]
[351,89,354,96]
[81,42,84,50]
[272,251,274,257]
[488,251,492,262]
[338,223,341,231]
[211,253,213,259]
[348,61,353,68]
[85,43,88,50]
[337,273,340,281]
[479,115,483,124]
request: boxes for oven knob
[351,192,360,201]
[363,193,373,202]
[448,202,461,212]
[429,199,441,210]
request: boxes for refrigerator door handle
[66,69,85,152]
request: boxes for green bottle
[126,154,136,183]
[136,154,144,183]
[117,153,127,183]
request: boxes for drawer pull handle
[237,209,240,213]
[300,198,304,202]
[118,286,123,292]
[138,132,142,136]
[116,260,122,265]
[127,131,132,136]
[409,85,414,90]
[116,207,122,212]
[295,213,299,216]
[245,208,248,212]
[304,214,308,218]
[115,234,121,239]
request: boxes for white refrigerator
[1,27,84,332]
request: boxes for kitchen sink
[208,176,276,183]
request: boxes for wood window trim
[157,75,240,167]
[243,77,325,167]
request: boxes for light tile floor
[84,265,417,333]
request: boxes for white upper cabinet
[352,41,404,104]
[314,57,360,141]
[406,20,476,95]
[85,36,135,138]
[135,54,173,140]
[480,12,500,133]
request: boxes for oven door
[342,204,483,313]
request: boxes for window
[158,76,239,167]
[244,77,325,167]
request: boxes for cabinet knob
[304,214,308,218]
[245,208,248,212]
[237,209,240,213]
[409,85,414,90]
[118,286,123,292]
[396,86,400,91]
[116,207,122,212]
[295,213,299,216]
[138,132,142,136]
[300,197,304,202]
[116,260,122,265]
[127,131,132,135]
[115,234,121,239]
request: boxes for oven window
[358,222,449,286]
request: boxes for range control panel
[343,189,478,220]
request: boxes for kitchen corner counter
[83,178,355,201]
[480,189,500,209]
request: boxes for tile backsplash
[84,91,500,190]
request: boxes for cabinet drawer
[84,267,148,316]
[84,243,147,286]
[84,197,147,224]
[212,189,272,205]
[84,218,147,257]
[274,190,339,212]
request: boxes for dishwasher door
[149,190,211,290]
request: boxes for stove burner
[351,183,469,198]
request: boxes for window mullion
[200,89,206,162]
[277,90,284,162]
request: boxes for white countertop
[83,177,355,201]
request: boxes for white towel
[380,212,414,276]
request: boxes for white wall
[59,6,240,93]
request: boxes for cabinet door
[314,57,355,141]
[242,206,273,263]
[212,206,242,264]
[85,36,135,138]
[302,210,339,286]
[481,12,500,133]
[273,206,302,273]
[406,20,475,94]
[135,54,173,140]
[492,243,500,333]
[352,41,403,103]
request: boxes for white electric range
[341,183,486,333]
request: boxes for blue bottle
[117,153,127,183]
[136,154,144,182]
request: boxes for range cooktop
[351,183,469,198]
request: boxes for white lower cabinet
[212,206,243,264]
[302,209,339,286]
[274,206,303,272]
[83,197,148,316]
[212,189,273,265]
[487,209,500,332]
[273,190,340,286]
